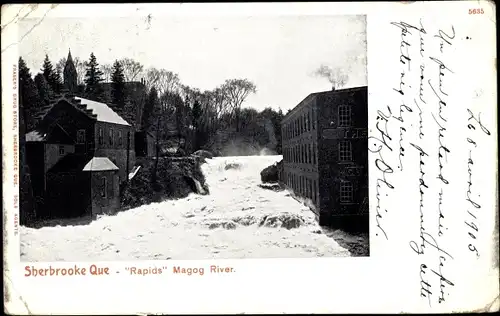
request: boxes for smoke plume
[314,64,349,90]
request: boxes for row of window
[98,128,126,147]
[283,143,317,165]
[282,104,353,141]
[284,172,319,204]
[75,128,130,148]
[283,140,353,164]
[282,107,316,141]
[284,173,354,204]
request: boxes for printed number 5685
[469,8,484,14]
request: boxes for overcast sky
[19,15,366,112]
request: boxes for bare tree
[118,58,144,82]
[101,63,113,83]
[143,67,161,92]
[74,58,88,86]
[55,58,66,75]
[221,79,257,132]
[314,64,349,90]
[157,70,180,95]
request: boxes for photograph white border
[2,2,498,314]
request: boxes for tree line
[18,52,284,156]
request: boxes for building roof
[74,97,131,126]
[26,130,46,142]
[83,157,119,171]
[48,154,93,173]
[48,154,118,173]
[282,86,367,123]
[25,123,74,144]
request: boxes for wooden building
[25,95,134,219]
[280,86,368,231]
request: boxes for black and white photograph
[16,14,369,261]
[3,2,499,315]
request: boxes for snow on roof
[74,97,130,126]
[83,157,119,171]
[26,130,46,142]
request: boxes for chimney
[331,86,336,91]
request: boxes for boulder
[224,162,241,170]
[192,149,214,159]
[260,160,282,183]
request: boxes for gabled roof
[25,123,74,144]
[48,154,92,173]
[74,97,130,126]
[26,130,46,142]
[83,157,119,171]
[48,154,119,173]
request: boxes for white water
[20,155,367,261]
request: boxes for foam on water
[20,155,364,261]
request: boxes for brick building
[280,86,368,231]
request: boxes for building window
[340,181,354,203]
[313,180,316,203]
[313,143,316,164]
[339,105,352,127]
[339,140,353,162]
[59,146,65,156]
[307,144,312,163]
[109,129,114,146]
[312,108,315,130]
[76,129,86,144]
[305,144,309,164]
[109,177,114,197]
[300,176,303,195]
[101,177,107,198]
[98,128,104,145]
[307,179,312,199]
[305,178,308,198]
[118,130,123,146]
[303,144,306,163]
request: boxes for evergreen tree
[41,54,62,93]
[141,87,158,131]
[50,69,63,94]
[18,57,37,224]
[19,57,41,131]
[34,73,52,105]
[41,54,53,82]
[192,99,203,150]
[192,99,202,128]
[84,52,105,101]
[111,60,126,108]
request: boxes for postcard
[2,2,498,314]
